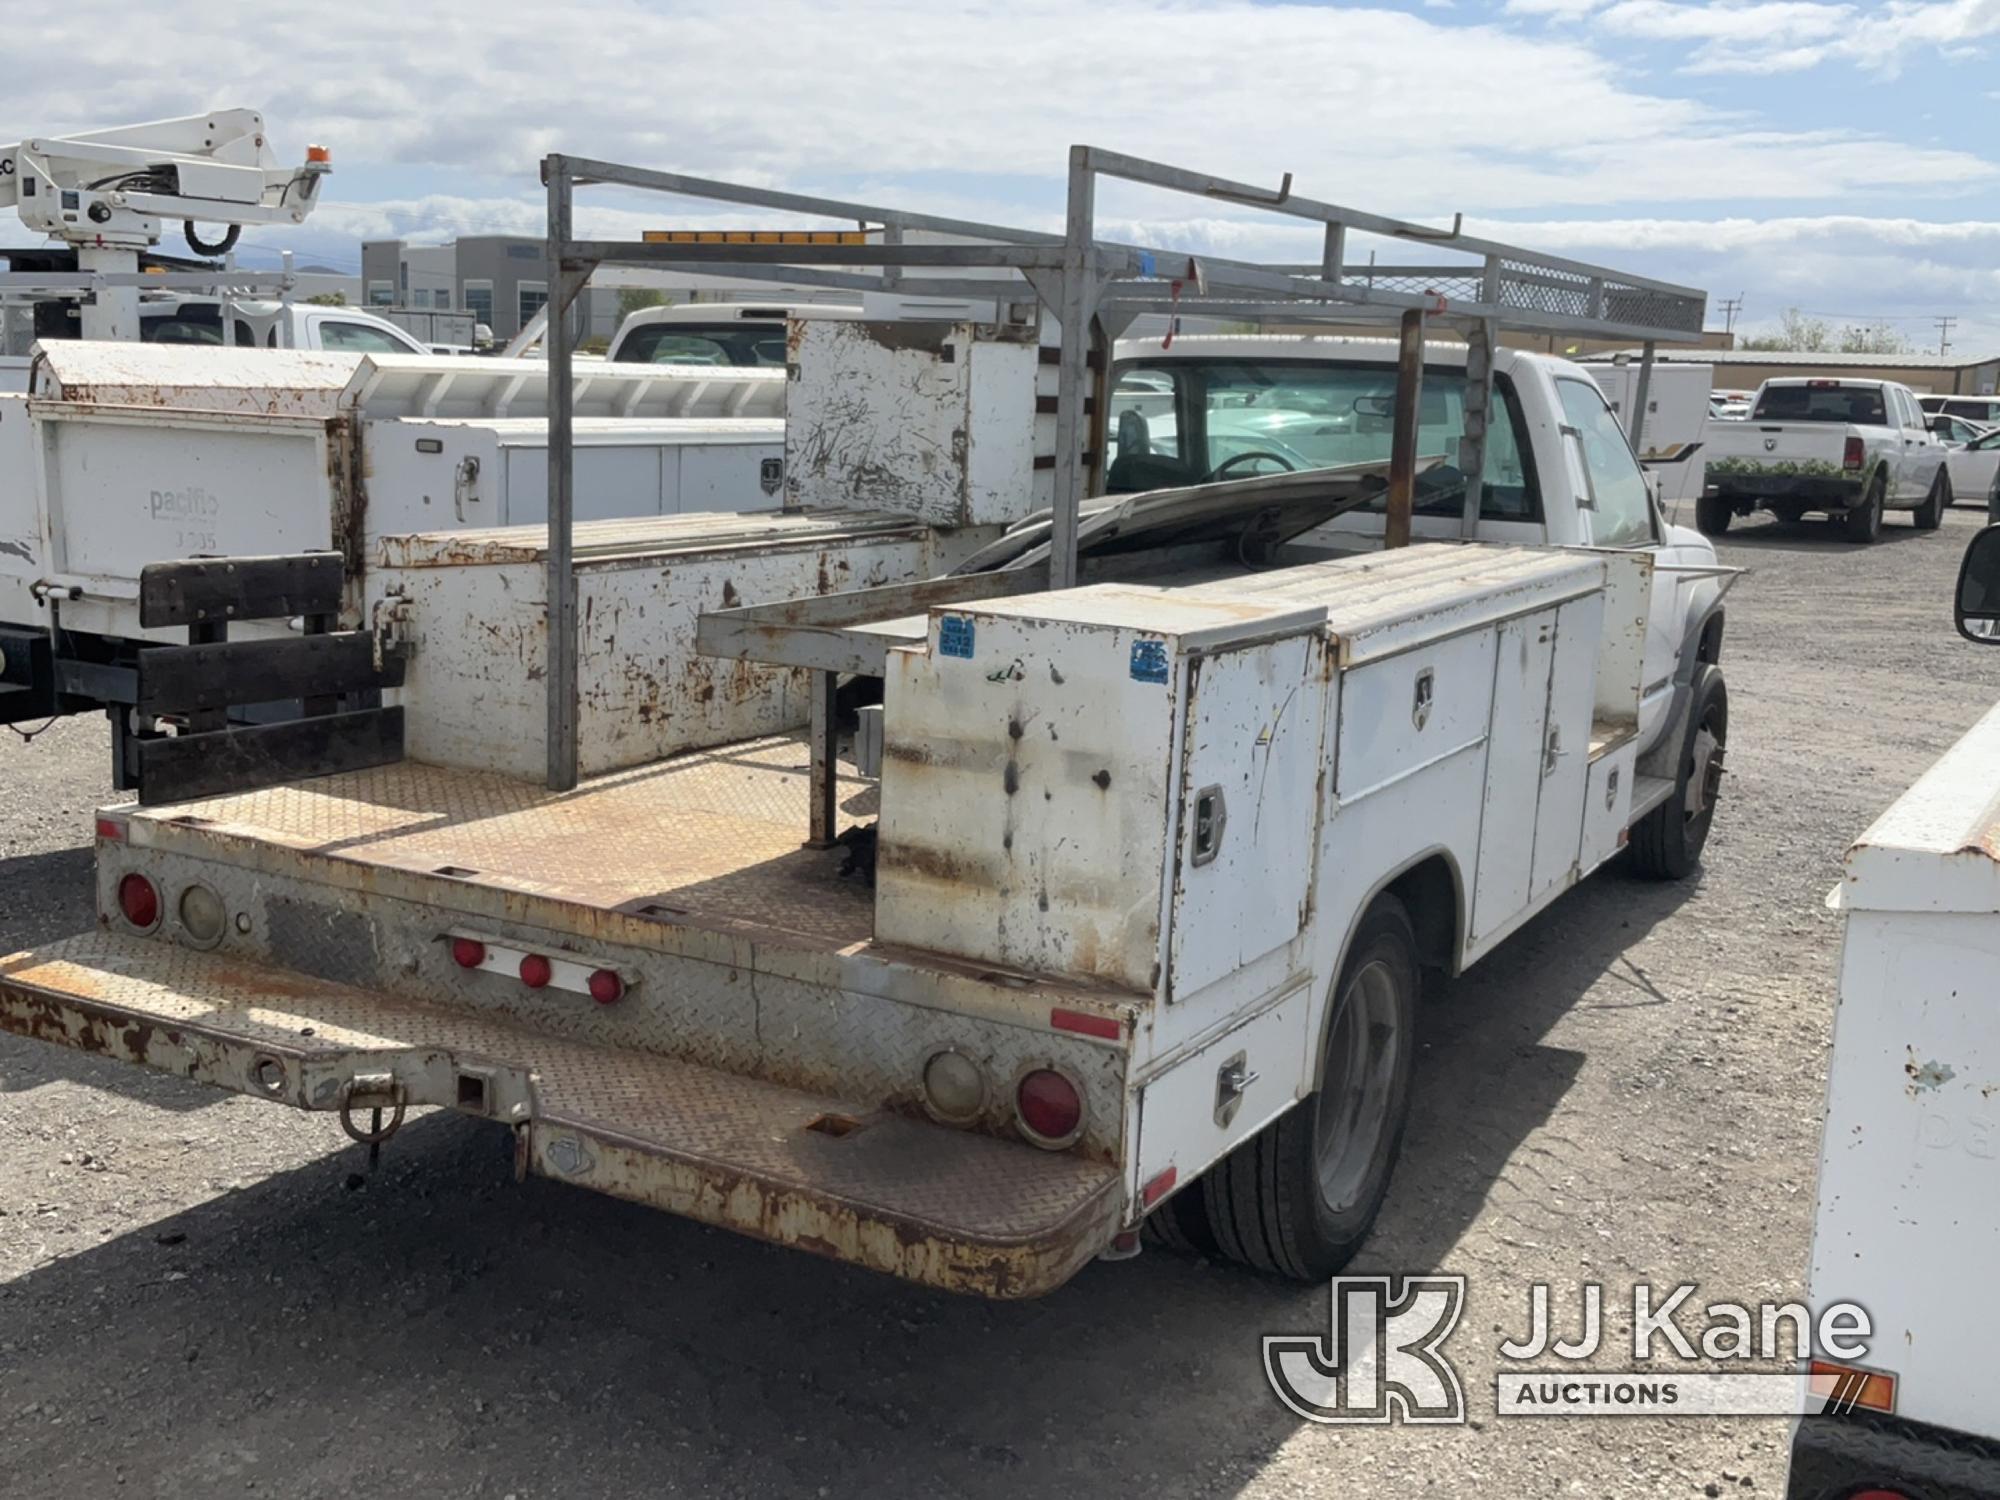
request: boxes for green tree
[1837,321,1913,356]
[305,291,348,307]
[1740,308,1832,352]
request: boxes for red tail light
[587,968,624,1005]
[1016,1069,1084,1146]
[117,873,161,930]
[519,954,553,989]
[451,937,486,969]
[1843,436,1865,470]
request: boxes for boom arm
[0,108,329,338]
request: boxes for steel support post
[544,157,581,792]
[1459,316,1497,538]
[1049,146,1097,590]
[1628,340,1657,454]
[805,669,838,849]
[1386,307,1426,549]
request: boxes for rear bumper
[0,932,1124,1299]
[1707,474,1865,509]
[1787,1412,2000,1500]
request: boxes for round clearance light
[922,1050,985,1124]
[588,968,624,1005]
[1015,1068,1084,1148]
[519,953,553,989]
[451,937,486,970]
[118,873,161,931]
[178,884,226,944]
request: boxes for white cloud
[0,0,1991,223]
[1567,0,2000,74]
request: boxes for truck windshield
[1107,359,1540,521]
[613,323,787,366]
[1751,386,1887,424]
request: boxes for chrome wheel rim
[1315,960,1402,1213]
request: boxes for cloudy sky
[7,0,2000,350]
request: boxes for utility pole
[1718,295,1743,336]
[1935,315,1957,359]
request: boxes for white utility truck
[1783,527,2000,1498]
[0,345,788,767]
[1701,377,1952,541]
[0,146,1732,1296]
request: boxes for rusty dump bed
[1,932,1120,1296]
[136,733,878,950]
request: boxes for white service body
[1812,701,2000,1445]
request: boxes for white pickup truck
[0,321,1738,1296]
[1784,527,2000,1497]
[1700,376,1952,542]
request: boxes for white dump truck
[1783,526,2000,1498]
[0,145,1731,1297]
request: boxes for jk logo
[1263,1275,1468,1425]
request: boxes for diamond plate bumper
[0,932,1124,1299]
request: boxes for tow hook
[338,1071,407,1168]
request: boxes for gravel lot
[4,505,1999,1500]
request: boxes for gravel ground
[4,505,1999,1500]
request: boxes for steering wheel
[1206,449,1298,481]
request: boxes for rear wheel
[1628,665,1728,880]
[1695,493,1733,536]
[1914,467,1948,531]
[1200,896,1418,1280]
[1842,477,1884,543]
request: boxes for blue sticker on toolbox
[938,615,976,659]
[1129,639,1170,684]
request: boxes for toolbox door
[1470,607,1557,944]
[1167,633,1326,1001]
[1529,592,1605,901]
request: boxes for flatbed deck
[135,733,878,951]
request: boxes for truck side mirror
[1956,525,2000,643]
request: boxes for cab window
[1105,358,1542,522]
[1556,378,1656,548]
[318,321,416,355]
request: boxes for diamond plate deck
[0,932,1123,1297]
[134,735,879,949]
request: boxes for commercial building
[360,237,623,340]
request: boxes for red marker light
[451,937,486,969]
[95,817,125,842]
[1016,1069,1083,1145]
[519,954,553,989]
[588,968,624,1005]
[117,873,160,929]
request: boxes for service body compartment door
[1471,607,1556,944]
[1168,634,1327,1000]
[1529,592,1605,900]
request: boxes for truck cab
[1109,335,1730,774]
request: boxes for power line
[1935,315,1957,358]
[1717,294,1743,335]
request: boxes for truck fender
[1307,846,1466,1094]
[1640,599,1725,778]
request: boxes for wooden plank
[139,553,344,629]
[137,632,403,716]
[137,708,404,805]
